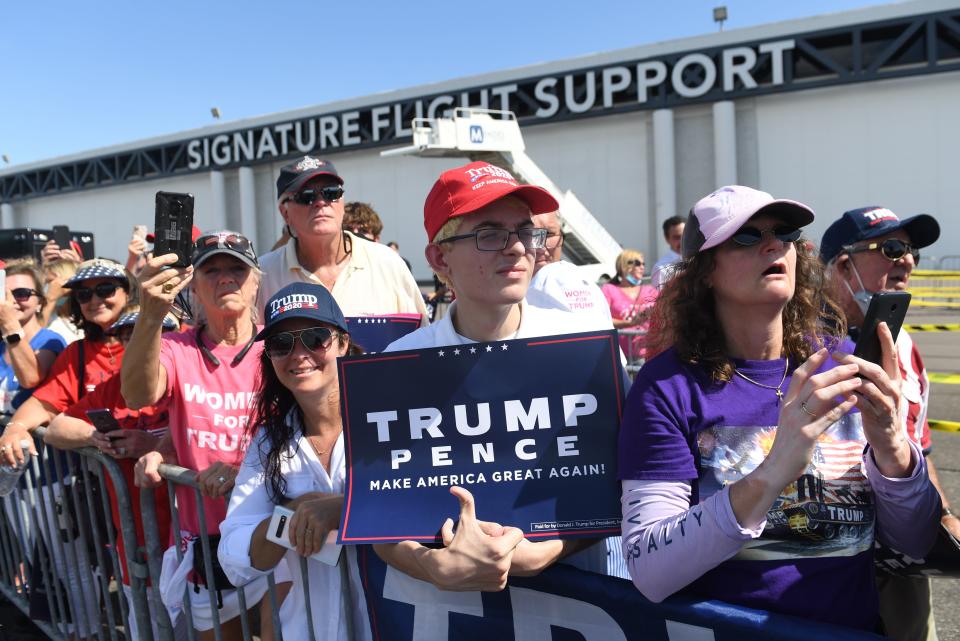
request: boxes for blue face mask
[625,274,641,286]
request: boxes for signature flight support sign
[337,331,624,544]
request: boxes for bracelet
[943,507,955,519]
[3,421,28,432]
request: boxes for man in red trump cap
[374,161,627,592]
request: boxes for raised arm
[121,254,191,409]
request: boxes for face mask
[841,258,875,318]
[625,274,641,286]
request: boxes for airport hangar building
[1,0,958,280]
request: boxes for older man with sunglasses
[258,156,428,325]
[820,206,948,641]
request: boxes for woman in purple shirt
[617,186,940,632]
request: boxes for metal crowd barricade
[0,426,154,641]
[139,462,350,641]
[618,328,647,377]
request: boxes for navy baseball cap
[819,207,940,264]
[276,156,343,199]
[256,282,348,340]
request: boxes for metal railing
[0,427,153,641]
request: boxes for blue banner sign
[354,546,884,641]
[345,314,421,353]
[337,331,625,544]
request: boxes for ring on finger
[118,447,126,456]
[162,283,174,294]
[217,475,226,484]
[800,400,819,419]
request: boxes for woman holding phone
[0,257,131,639]
[0,259,67,419]
[219,283,368,641]
[618,186,941,633]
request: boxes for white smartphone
[132,224,148,242]
[0,260,6,301]
[266,505,342,566]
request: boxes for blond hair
[615,249,645,279]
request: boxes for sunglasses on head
[195,233,251,254]
[844,238,919,262]
[264,326,341,359]
[285,186,344,207]
[74,282,122,303]
[10,288,40,302]
[730,225,802,247]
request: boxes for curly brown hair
[343,202,383,240]
[645,237,845,382]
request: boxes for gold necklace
[733,358,789,403]
[307,432,341,457]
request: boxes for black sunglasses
[285,186,344,207]
[731,225,802,247]
[844,238,919,262]
[264,327,340,359]
[10,288,41,302]
[74,282,123,303]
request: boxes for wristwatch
[2,330,23,346]
[943,507,955,519]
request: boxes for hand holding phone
[86,409,121,434]
[154,192,195,268]
[52,225,71,251]
[266,505,342,565]
[853,292,911,366]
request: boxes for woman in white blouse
[217,282,370,641]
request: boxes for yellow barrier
[905,324,960,332]
[929,372,960,385]
[930,420,960,433]
[908,270,960,310]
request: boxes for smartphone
[52,225,71,251]
[0,259,6,301]
[132,224,148,242]
[86,408,121,434]
[853,291,911,366]
[266,505,342,565]
[153,192,195,268]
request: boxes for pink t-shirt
[601,282,658,360]
[159,326,263,536]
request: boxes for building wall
[752,71,960,261]
[8,71,958,277]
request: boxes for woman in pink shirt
[601,249,658,362]
[123,231,275,641]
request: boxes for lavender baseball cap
[681,185,815,260]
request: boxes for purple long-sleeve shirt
[618,347,941,631]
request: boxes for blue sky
[2,0,889,166]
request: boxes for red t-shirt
[32,339,125,411]
[64,374,172,584]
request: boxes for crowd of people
[0,154,953,641]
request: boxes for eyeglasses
[543,232,564,250]
[730,225,802,247]
[10,288,40,302]
[437,227,547,252]
[626,259,645,266]
[74,282,122,303]
[284,186,344,207]
[195,233,252,254]
[264,327,341,359]
[844,238,919,262]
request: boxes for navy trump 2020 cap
[256,282,348,340]
[819,207,940,264]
